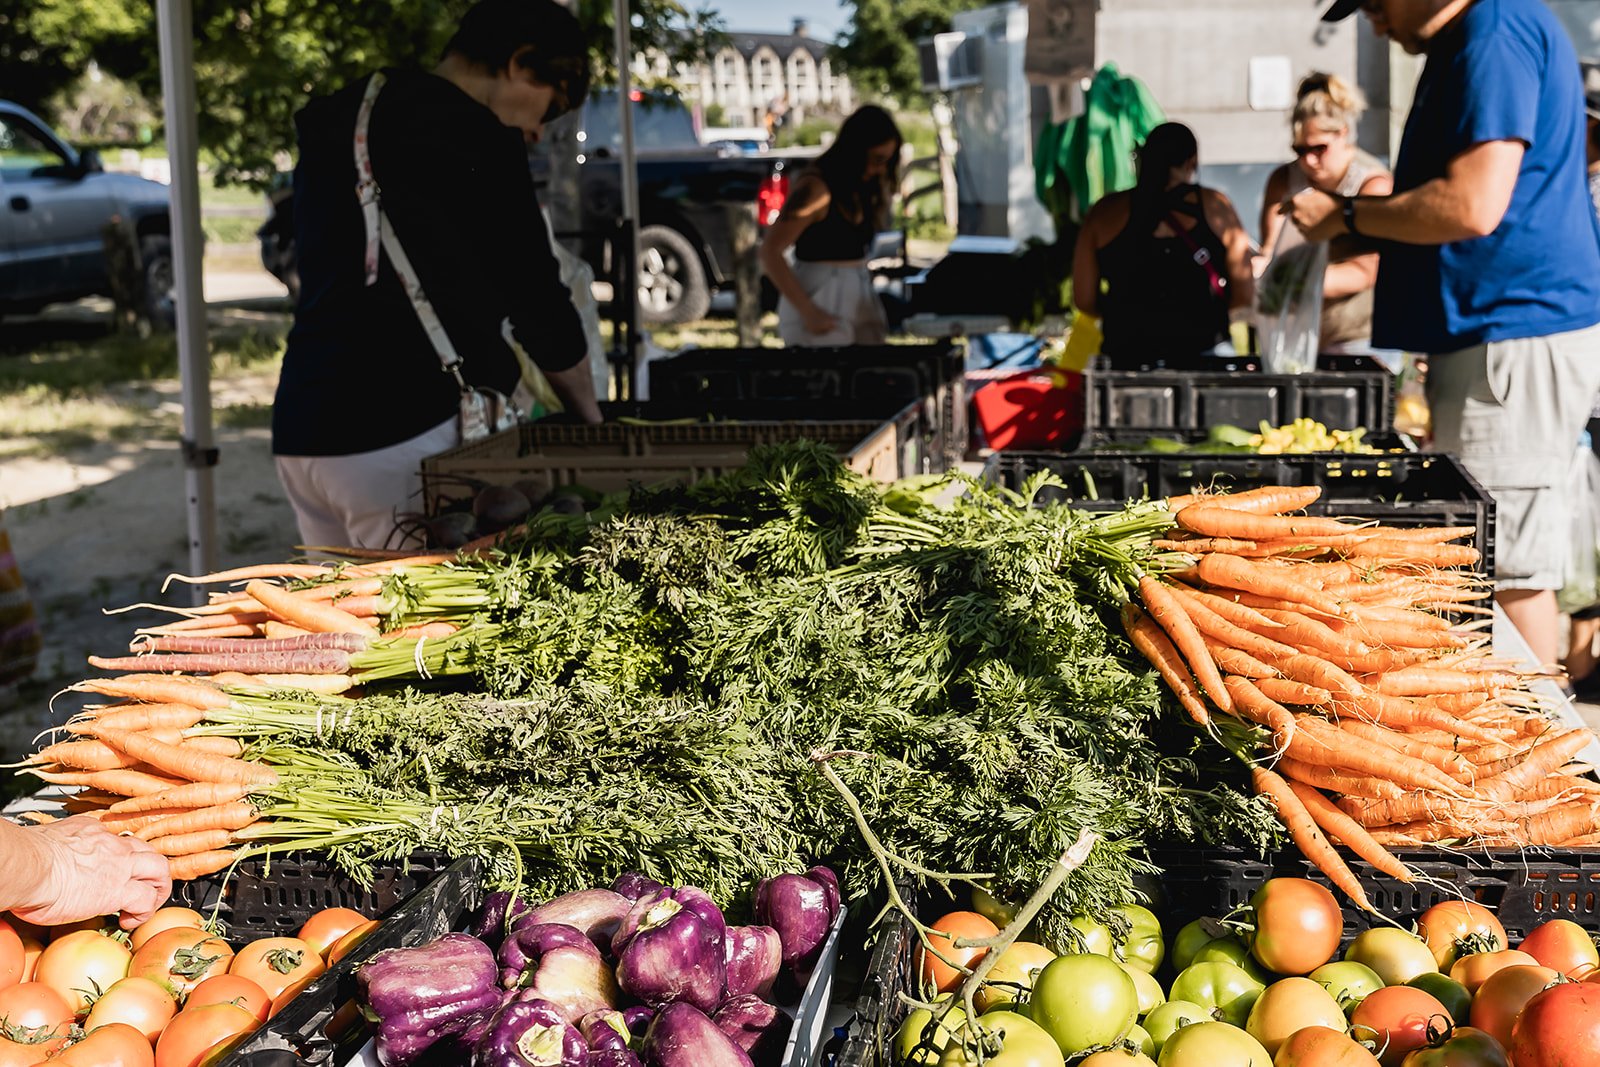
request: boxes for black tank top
[795,187,875,262]
[1096,185,1231,362]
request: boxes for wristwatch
[1341,196,1360,236]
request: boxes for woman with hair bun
[1259,72,1394,360]
[1071,121,1256,364]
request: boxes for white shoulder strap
[353,72,468,384]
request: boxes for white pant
[275,417,459,551]
[777,260,887,347]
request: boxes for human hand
[1283,188,1345,243]
[10,818,171,930]
[802,307,839,336]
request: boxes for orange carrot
[1192,485,1323,515]
[1224,676,1296,750]
[94,728,278,787]
[1343,604,1455,632]
[138,611,272,634]
[1335,720,1476,783]
[1254,677,1333,707]
[244,580,377,636]
[1254,608,1371,659]
[67,706,209,734]
[1197,554,1348,617]
[1122,604,1209,726]
[1514,799,1600,846]
[1286,780,1415,882]
[1343,539,1481,568]
[134,802,258,841]
[167,850,238,881]
[1263,652,1366,701]
[1330,691,1503,745]
[1139,576,1231,712]
[1170,591,1300,662]
[262,622,313,640]
[1168,583,1286,630]
[32,740,141,772]
[1285,715,1465,795]
[1367,667,1521,697]
[1252,765,1375,912]
[107,781,253,814]
[71,676,230,710]
[145,828,241,856]
[1177,507,1354,541]
[1479,730,1596,802]
[388,622,460,640]
[26,767,187,796]
[1204,640,1278,680]
[180,737,245,758]
[165,564,333,589]
[1276,756,1404,800]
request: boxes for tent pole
[155,0,219,589]
[613,0,642,392]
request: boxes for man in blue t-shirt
[1292,0,1600,668]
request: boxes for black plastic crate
[983,450,1496,578]
[647,344,967,469]
[1077,428,1415,453]
[1083,354,1395,441]
[220,854,485,1067]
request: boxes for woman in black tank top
[1072,123,1256,366]
[760,106,903,347]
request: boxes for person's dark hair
[444,0,591,114]
[1131,122,1199,227]
[815,105,903,226]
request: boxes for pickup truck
[0,100,174,325]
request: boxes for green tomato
[1167,962,1265,1028]
[1066,916,1117,957]
[1406,972,1473,1026]
[1126,1022,1155,1057]
[1028,953,1139,1055]
[1155,1021,1271,1067]
[1190,938,1273,985]
[1114,904,1165,974]
[1345,927,1438,986]
[1119,961,1165,1015]
[972,888,1020,929]
[936,1010,1064,1067]
[1142,1000,1210,1056]
[897,999,968,1066]
[1171,919,1230,974]
[1308,960,1386,1014]
[1398,1025,1509,1067]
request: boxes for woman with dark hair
[1071,122,1255,364]
[760,105,903,346]
[273,0,602,551]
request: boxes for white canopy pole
[155,0,219,583]
[613,0,641,385]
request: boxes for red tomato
[1519,920,1600,979]
[1274,1026,1381,1066]
[227,939,324,1013]
[0,921,25,993]
[0,982,75,1032]
[294,909,369,960]
[1448,949,1540,995]
[325,921,380,966]
[1417,902,1507,970]
[49,1022,155,1067]
[1467,964,1559,1049]
[1507,981,1600,1067]
[1350,986,1453,1067]
[129,930,233,1000]
[153,1003,258,1067]
[33,931,132,1014]
[1246,879,1343,976]
[184,976,270,1024]
[129,911,207,954]
[0,1037,65,1067]
[83,977,178,1044]
[916,912,999,994]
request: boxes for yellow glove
[1058,310,1103,373]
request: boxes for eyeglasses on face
[1293,143,1334,158]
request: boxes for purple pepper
[622,1006,655,1040]
[578,1010,631,1052]
[753,866,841,981]
[473,891,534,951]
[711,995,792,1067]
[498,924,596,989]
[473,992,589,1067]
[640,1002,753,1067]
[614,888,727,1012]
[723,926,782,1001]
[591,1053,643,1067]
[357,933,502,1066]
[611,872,667,902]
[519,889,633,953]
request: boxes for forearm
[1352,178,1503,245]
[0,822,52,913]
[759,247,819,314]
[1324,256,1377,300]
[544,362,602,424]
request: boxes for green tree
[834,0,988,102]
[0,0,145,114]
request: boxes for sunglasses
[1293,143,1334,158]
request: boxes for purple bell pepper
[611,872,666,902]
[577,1010,630,1053]
[591,1053,643,1067]
[640,1002,753,1067]
[357,933,502,1066]
[614,887,727,1012]
[711,995,791,1067]
[498,924,595,988]
[622,1006,655,1040]
[473,992,589,1067]
[519,889,632,953]
[754,866,840,981]
[723,926,782,1001]
[496,922,619,1024]
[473,890,534,951]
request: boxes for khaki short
[777,260,887,347]
[1426,324,1600,589]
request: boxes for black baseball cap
[1322,0,1361,21]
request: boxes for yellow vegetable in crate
[1248,418,1376,454]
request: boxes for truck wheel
[141,236,177,331]
[636,225,710,325]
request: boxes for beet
[425,511,479,548]
[473,485,533,531]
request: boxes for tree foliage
[5,0,723,188]
[834,0,989,102]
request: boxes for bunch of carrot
[1123,484,1600,911]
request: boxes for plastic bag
[1255,240,1328,374]
[1559,441,1600,615]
